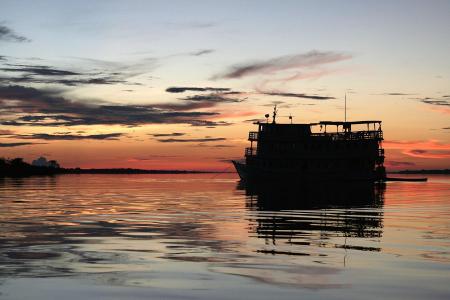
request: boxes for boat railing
[248,131,258,141]
[311,130,383,140]
[245,147,256,157]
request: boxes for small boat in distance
[233,106,388,182]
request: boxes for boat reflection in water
[239,181,386,254]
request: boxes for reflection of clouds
[210,263,347,289]
[0,175,388,290]
[0,175,239,279]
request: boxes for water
[0,174,449,299]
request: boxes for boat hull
[232,161,384,182]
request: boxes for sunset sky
[1,0,449,171]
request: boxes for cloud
[0,129,14,135]
[152,92,246,112]
[156,137,226,143]
[190,49,215,56]
[0,142,38,147]
[149,132,185,137]
[187,120,232,127]
[0,75,131,86]
[181,93,244,103]
[15,133,124,140]
[244,118,266,123]
[403,149,450,159]
[1,65,81,76]
[166,86,230,93]
[420,98,450,106]
[425,106,450,115]
[0,85,223,127]
[198,144,235,148]
[213,50,352,79]
[0,62,137,86]
[149,100,218,111]
[384,140,450,159]
[0,24,30,43]
[260,91,335,100]
[378,92,415,96]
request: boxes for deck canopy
[317,121,381,126]
[254,121,382,126]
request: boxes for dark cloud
[0,85,222,127]
[166,86,230,93]
[0,66,133,86]
[153,91,245,112]
[0,24,30,43]
[261,91,335,100]
[191,49,215,56]
[150,132,185,137]
[1,65,81,76]
[421,98,450,106]
[379,93,414,96]
[213,50,352,79]
[0,142,38,147]
[443,95,450,98]
[244,118,266,123]
[198,144,234,148]
[156,137,226,143]
[182,94,244,103]
[187,120,232,127]
[0,76,131,86]
[51,77,131,86]
[149,100,217,111]
[0,59,145,86]
[443,127,450,130]
[15,133,124,140]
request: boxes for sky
[0,0,449,171]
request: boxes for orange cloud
[384,140,450,159]
[426,106,450,115]
[212,110,260,119]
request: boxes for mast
[344,92,347,123]
[272,105,278,124]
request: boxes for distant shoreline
[389,169,450,175]
[61,168,230,174]
[0,168,233,177]
[1,157,237,177]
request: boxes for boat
[233,106,387,182]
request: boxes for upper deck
[249,120,383,142]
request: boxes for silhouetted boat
[233,106,387,182]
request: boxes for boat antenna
[344,92,347,123]
[289,113,293,124]
[272,105,278,124]
[264,113,270,123]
